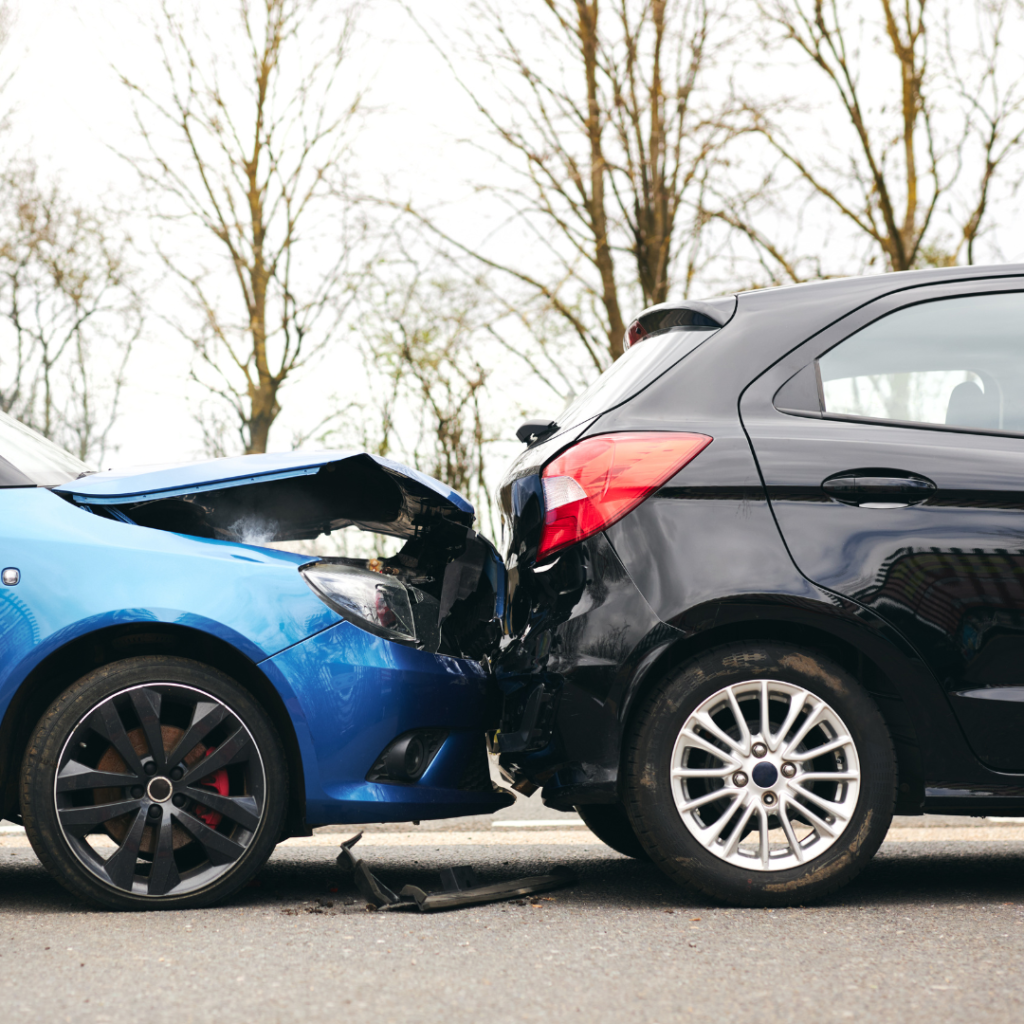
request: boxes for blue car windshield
[0,410,90,486]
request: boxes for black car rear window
[555,326,720,430]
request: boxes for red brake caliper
[194,748,229,828]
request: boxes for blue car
[0,411,512,909]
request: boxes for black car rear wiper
[516,419,559,445]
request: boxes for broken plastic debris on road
[336,832,577,912]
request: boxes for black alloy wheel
[575,803,650,860]
[21,656,287,910]
[624,642,896,906]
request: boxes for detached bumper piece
[493,678,560,753]
[336,833,576,912]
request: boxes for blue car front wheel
[20,656,288,910]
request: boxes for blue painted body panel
[264,622,504,821]
[0,489,335,688]
[0,482,506,824]
[55,450,474,514]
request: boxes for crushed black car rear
[492,265,1024,905]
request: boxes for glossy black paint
[741,275,1024,773]
[495,532,676,806]
[496,264,1024,815]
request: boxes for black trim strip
[818,410,1024,441]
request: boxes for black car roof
[737,262,1024,307]
[592,263,1024,439]
[639,262,1024,324]
[631,263,1024,376]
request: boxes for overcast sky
[4,1,503,468]
[6,1,1024,477]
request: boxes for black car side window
[816,291,1024,434]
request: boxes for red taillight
[624,319,648,350]
[537,432,712,561]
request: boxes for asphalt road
[2,799,1024,1024]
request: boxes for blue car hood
[54,451,474,542]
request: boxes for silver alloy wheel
[670,679,861,871]
[53,683,266,898]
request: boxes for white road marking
[884,826,1024,843]
[285,831,601,847]
[3,824,1024,851]
[491,818,586,828]
[0,831,604,850]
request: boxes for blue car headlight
[300,562,421,644]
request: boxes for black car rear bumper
[493,531,683,808]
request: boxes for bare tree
[725,0,1024,279]
[119,0,365,454]
[357,269,497,526]
[0,1,14,133]
[409,0,742,368]
[0,4,140,465]
[0,163,141,464]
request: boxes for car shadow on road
[2,841,1023,915]
[844,840,1024,906]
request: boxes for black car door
[740,277,1024,771]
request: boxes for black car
[494,265,1024,905]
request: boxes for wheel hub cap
[147,777,173,802]
[670,678,861,872]
[751,761,778,788]
[53,683,266,899]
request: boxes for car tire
[575,803,650,860]
[624,642,896,906]
[20,656,288,911]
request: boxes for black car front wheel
[624,643,896,906]
[21,656,287,910]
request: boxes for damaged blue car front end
[0,435,513,858]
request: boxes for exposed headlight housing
[300,562,421,644]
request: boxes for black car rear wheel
[575,803,650,860]
[624,642,896,906]
[21,656,287,911]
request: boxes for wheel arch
[619,612,926,815]
[0,622,309,836]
